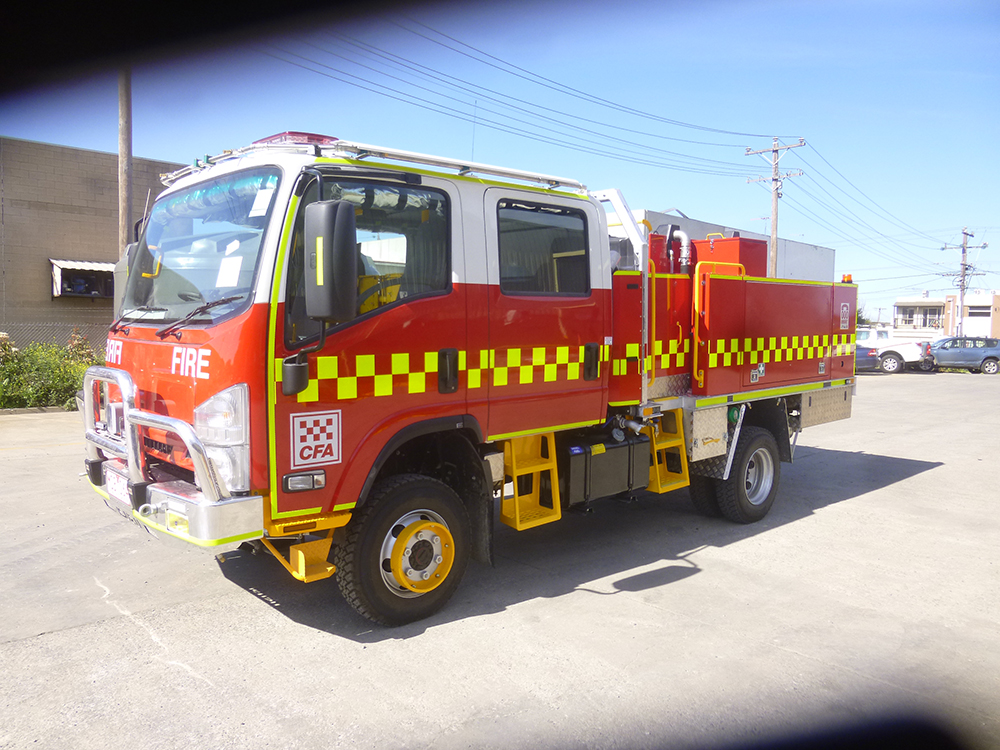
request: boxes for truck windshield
[121,167,281,325]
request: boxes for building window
[921,308,942,327]
[50,259,115,298]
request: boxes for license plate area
[104,464,132,514]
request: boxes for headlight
[194,383,250,494]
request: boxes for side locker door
[482,188,608,440]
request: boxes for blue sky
[2,0,997,321]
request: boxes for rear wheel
[716,427,780,524]
[688,474,722,517]
[880,353,903,374]
[982,359,999,375]
[334,474,470,626]
[917,359,935,372]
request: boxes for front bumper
[83,366,263,547]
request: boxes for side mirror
[305,199,357,323]
[113,243,136,318]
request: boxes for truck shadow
[215,446,942,641]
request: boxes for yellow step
[644,409,690,495]
[500,432,562,531]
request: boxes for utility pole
[747,137,805,277]
[943,228,989,336]
[118,67,132,259]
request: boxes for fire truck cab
[83,133,856,625]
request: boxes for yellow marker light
[315,237,324,286]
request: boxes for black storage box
[559,433,650,506]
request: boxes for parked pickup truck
[873,340,933,373]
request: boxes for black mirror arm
[280,325,327,397]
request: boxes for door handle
[583,342,600,381]
[438,348,459,394]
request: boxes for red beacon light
[254,132,339,146]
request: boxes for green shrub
[0,329,104,409]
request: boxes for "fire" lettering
[105,339,123,365]
[171,346,211,380]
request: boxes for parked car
[874,340,934,373]
[855,344,882,372]
[930,337,1000,374]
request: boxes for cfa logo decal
[291,410,342,469]
[840,303,851,331]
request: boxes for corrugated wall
[0,137,179,347]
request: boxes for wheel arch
[358,415,493,565]
[742,397,793,463]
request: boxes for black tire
[880,353,903,374]
[333,474,470,626]
[982,359,999,375]
[716,426,780,524]
[917,359,935,372]
[688,474,722,517]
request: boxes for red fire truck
[82,132,856,625]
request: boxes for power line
[262,22,962,279]
[785,181,941,273]
[805,144,943,245]
[297,37,760,175]
[259,46,761,176]
[325,30,750,149]
[392,16,793,139]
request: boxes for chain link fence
[0,322,109,351]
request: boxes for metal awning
[50,259,116,297]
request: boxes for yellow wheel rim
[388,519,455,594]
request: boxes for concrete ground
[1,371,997,749]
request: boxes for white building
[892,289,1000,340]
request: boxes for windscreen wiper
[109,306,168,335]
[155,295,245,340]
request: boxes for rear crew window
[497,200,589,296]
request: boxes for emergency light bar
[254,132,340,146]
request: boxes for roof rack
[161,136,587,191]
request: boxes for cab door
[481,189,609,440]
[269,173,466,521]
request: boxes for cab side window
[285,178,450,348]
[497,200,589,296]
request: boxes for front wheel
[982,359,999,375]
[716,427,780,524]
[334,474,470,626]
[918,359,935,372]
[880,353,903,374]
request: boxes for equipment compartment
[558,433,650,507]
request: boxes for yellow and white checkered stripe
[707,334,855,369]
[282,344,612,403]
